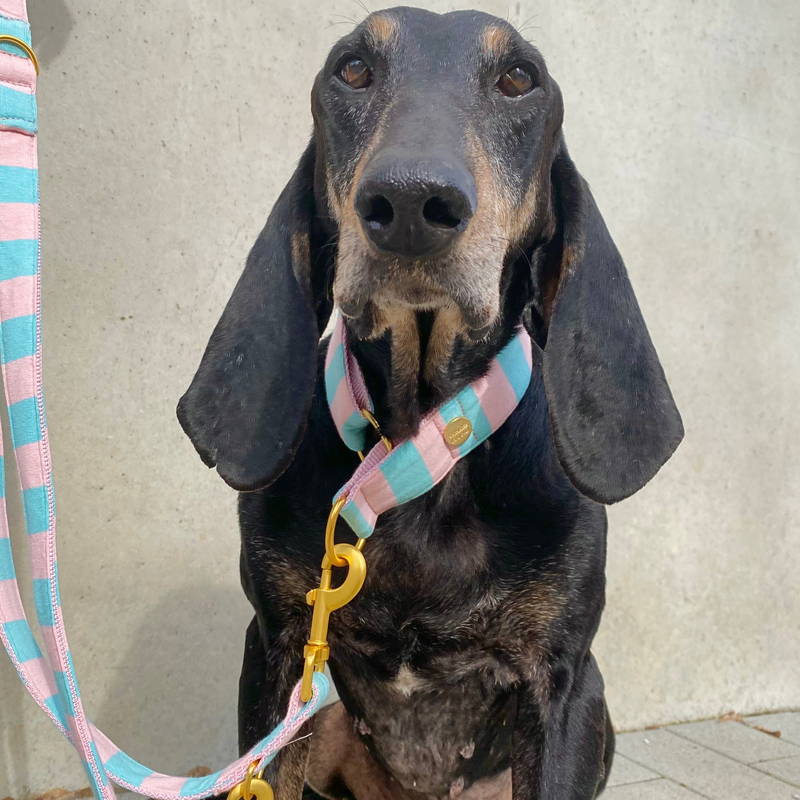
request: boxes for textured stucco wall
[2,1,798,796]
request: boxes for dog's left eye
[339,58,373,90]
[496,65,535,97]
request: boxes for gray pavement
[78,712,800,800]
[608,712,800,799]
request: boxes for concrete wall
[2,0,798,796]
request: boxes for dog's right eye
[339,58,373,90]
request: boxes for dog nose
[354,150,477,259]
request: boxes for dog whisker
[326,19,357,29]
[346,0,371,17]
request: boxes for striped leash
[0,7,328,800]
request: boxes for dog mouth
[336,273,499,340]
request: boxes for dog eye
[496,65,534,97]
[339,58,373,90]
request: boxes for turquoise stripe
[3,618,42,663]
[180,771,224,797]
[341,501,372,538]
[105,751,154,788]
[9,397,42,446]
[0,239,38,280]
[495,336,531,401]
[0,454,5,498]
[324,343,345,400]
[22,484,48,534]
[457,385,493,444]
[341,409,368,452]
[33,577,56,627]
[0,538,14,580]
[0,165,38,204]
[380,441,433,502]
[0,17,32,53]
[0,314,37,364]
[45,692,69,729]
[0,82,36,132]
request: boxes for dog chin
[337,288,496,342]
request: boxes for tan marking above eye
[340,58,373,90]
[496,65,534,97]
[482,24,512,58]
[365,13,398,48]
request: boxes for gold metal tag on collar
[444,416,473,447]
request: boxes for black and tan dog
[177,8,683,799]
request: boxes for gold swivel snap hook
[301,499,368,702]
[227,761,274,800]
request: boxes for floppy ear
[177,139,332,491]
[540,144,684,504]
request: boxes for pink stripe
[0,202,37,240]
[350,491,379,530]
[40,624,59,664]
[139,774,189,796]
[28,531,48,580]
[91,726,121,763]
[325,320,343,370]
[15,441,43,490]
[2,354,36,405]
[0,76,32,95]
[0,497,7,530]
[0,274,36,321]
[414,413,456,478]
[342,326,370,412]
[521,332,533,368]
[474,365,518,430]
[23,655,58,697]
[0,0,28,21]
[0,51,35,92]
[360,467,396,512]
[0,577,25,621]
[0,128,37,168]
[329,380,355,431]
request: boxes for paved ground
[59,712,800,800]
[606,712,800,799]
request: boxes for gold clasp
[301,540,366,702]
[227,761,274,800]
[0,35,39,75]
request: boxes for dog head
[178,8,683,503]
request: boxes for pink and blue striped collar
[324,312,533,537]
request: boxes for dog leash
[0,6,533,798]
[0,8,328,800]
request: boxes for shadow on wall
[94,582,252,777]
[28,0,73,67]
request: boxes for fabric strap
[0,9,329,800]
[324,313,533,537]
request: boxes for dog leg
[511,653,611,800]
[238,615,314,800]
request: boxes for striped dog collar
[324,313,533,537]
